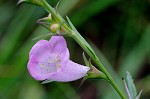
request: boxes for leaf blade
[136,90,143,99]
[126,71,137,99]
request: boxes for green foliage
[126,71,137,99]
[124,72,143,99]
[82,52,89,66]
[136,90,143,99]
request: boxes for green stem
[42,0,72,33]
[96,59,126,99]
[73,34,126,99]
[41,0,126,98]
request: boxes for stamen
[38,56,61,74]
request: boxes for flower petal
[28,40,53,80]
[29,40,52,58]
[47,60,90,82]
[27,56,50,80]
[28,36,88,82]
[49,36,70,65]
[49,36,67,54]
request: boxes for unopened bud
[50,23,60,33]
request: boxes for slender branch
[73,33,126,99]
[42,0,72,33]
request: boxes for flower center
[38,54,61,74]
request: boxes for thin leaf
[123,78,132,99]
[41,79,54,84]
[32,32,54,41]
[66,16,96,59]
[126,71,137,99]
[136,90,143,99]
[82,52,89,66]
[66,16,76,31]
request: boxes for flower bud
[50,23,60,33]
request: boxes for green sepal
[82,52,90,66]
[80,53,107,86]
[87,64,107,80]
[80,66,107,86]
[41,79,54,84]
[37,18,53,31]
[18,0,45,7]
[37,14,53,24]
[83,52,107,79]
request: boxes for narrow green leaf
[41,79,54,84]
[126,71,137,99]
[66,16,96,59]
[18,0,44,7]
[32,33,54,41]
[123,78,132,99]
[82,52,89,66]
[66,16,76,31]
[136,90,143,99]
[84,44,96,59]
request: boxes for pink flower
[28,36,90,82]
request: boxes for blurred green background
[0,0,150,99]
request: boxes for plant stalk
[72,34,126,99]
[41,0,126,98]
